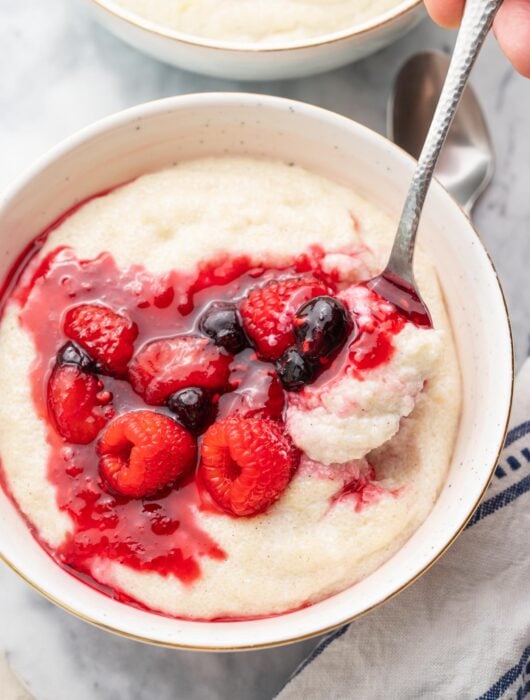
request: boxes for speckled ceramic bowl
[0,93,513,650]
[86,0,425,80]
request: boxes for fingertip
[494,0,530,78]
[509,53,530,79]
[424,0,465,29]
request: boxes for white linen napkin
[278,359,530,700]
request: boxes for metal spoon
[368,0,503,327]
[388,51,495,214]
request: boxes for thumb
[493,0,530,78]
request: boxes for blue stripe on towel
[476,644,530,699]
[518,682,530,699]
[505,422,530,448]
[466,473,530,528]
[508,456,522,471]
[491,423,530,482]
[495,466,507,479]
[466,422,530,527]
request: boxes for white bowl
[87,0,425,80]
[0,93,513,650]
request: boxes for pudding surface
[112,0,405,45]
[0,157,460,619]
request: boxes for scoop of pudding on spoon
[367,0,503,328]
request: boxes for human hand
[424,0,530,77]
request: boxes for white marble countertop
[1,1,528,698]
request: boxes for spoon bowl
[388,51,495,213]
[367,270,432,327]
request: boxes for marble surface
[0,1,528,698]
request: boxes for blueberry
[167,387,214,433]
[56,341,96,373]
[199,302,248,354]
[275,348,317,392]
[293,296,352,359]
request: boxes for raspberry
[200,416,299,517]
[64,304,138,377]
[240,276,329,360]
[129,335,232,406]
[98,411,196,498]
[48,365,114,444]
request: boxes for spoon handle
[387,0,503,280]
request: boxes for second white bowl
[87,0,425,80]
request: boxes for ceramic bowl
[87,0,425,80]
[0,93,513,650]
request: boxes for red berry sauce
[331,465,394,512]
[0,236,339,602]
[0,196,413,614]
[347,295,406,374]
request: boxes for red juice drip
[348,294,406,373]
[330,464,396,513]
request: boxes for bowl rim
[89,0,423,53]
[0,92,514,651]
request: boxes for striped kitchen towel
[278,359,530,700]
